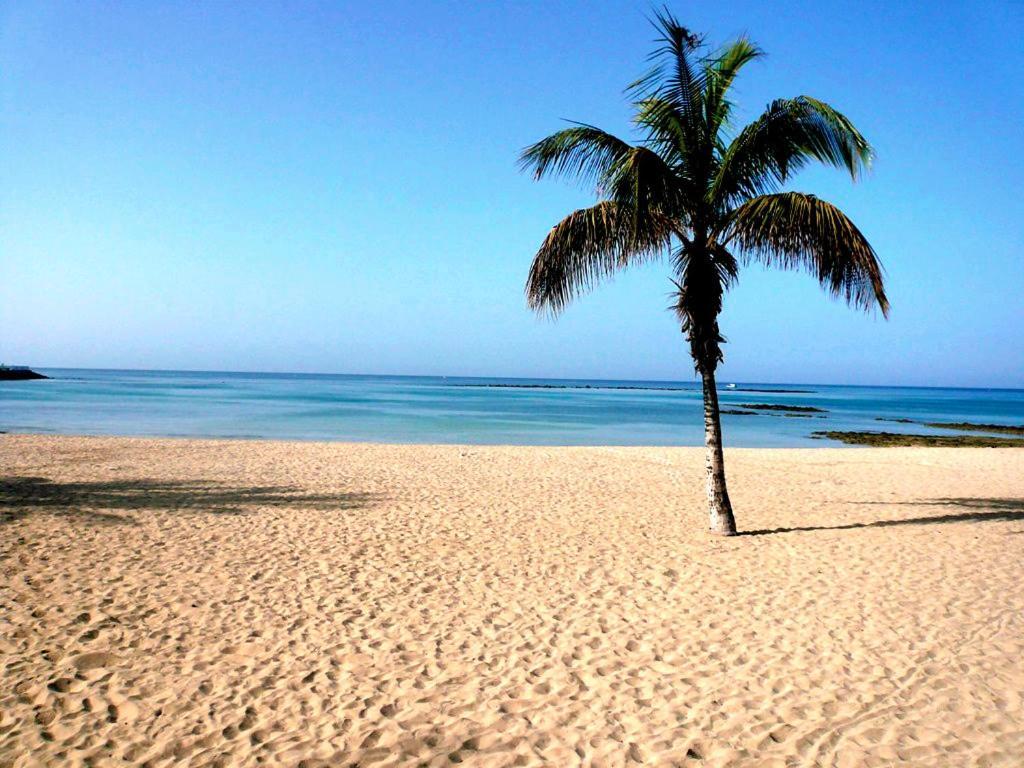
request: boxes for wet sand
[2,435,1022,767]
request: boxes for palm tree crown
[520,10,888,534]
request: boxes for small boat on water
[725,383,737,389]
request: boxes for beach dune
[2,435,1022,767]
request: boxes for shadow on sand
[0,476,379,525]
[742,497,1024,537]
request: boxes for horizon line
[22,365,1024,393]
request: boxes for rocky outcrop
[0,367,48,380]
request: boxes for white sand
[1,435,1022,767]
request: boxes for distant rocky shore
[0,366,48,381]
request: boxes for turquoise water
[2,368,1022,447]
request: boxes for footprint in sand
[72,651,121,671]
[47,678,76,694]
[34,709,57,726]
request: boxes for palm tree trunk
[700,367,737,535]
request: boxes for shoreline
[5,431,1024,450]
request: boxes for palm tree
[520,10,888,535]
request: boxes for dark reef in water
[875,417,1024,436]
[453,383,694,392]
[454,383,815,395]
[813,430,1024,447]
[740,403,827,413]
[924,421,1024,436]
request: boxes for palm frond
[633,96,688,167]
[603,144,688,227]
[518,124,633,190]
[628,8,706,132]
[526,201,672,314]
[713,97,873,205]
[723,192,888,315]
[703,38,763,137]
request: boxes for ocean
[2,368,1022,447]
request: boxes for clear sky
[2,1,1022,387]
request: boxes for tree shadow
[741,497,1024,537]
[0,476,379,525]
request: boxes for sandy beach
[1,434,1022,767]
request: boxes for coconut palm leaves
[525,201,673,313]
[520,8,887,330]
[723,192,888,314]
[712,97,873,205]
[519,124,633,189]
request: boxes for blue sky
[2,1,1022,387]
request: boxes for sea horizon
[13,365,1024,392]
[3,367,1022,447]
